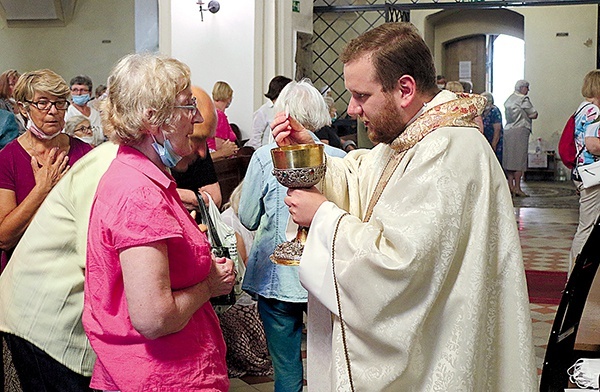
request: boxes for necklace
[25,132,68,162]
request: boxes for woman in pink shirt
[83,53,236,391]
[207,81,238,159]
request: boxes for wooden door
[443,35,486,94]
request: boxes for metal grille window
[312,1,408,118]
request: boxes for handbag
[576,160,600,189]
[194,192,239,307]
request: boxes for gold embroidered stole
[363,94,486,222]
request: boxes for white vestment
[299,91,537,391]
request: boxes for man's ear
[396,75,417,108]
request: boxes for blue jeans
[257,296,306,392]
[5,334,95,392]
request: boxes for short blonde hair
[582,70,600,99]
[13,69,70,106]
[212,81,233,102]
[102,53,191,145]
[445,81,464,93]
[273,78,331,131]
[64,115,89,136]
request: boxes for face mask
[568,358,600,388]
[151,133,182,168]
[72,94,91,106]
[437,84,446,90]
[76,135,94,144]
[27,118,61,140]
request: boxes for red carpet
[525,270,568,305]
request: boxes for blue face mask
[72,94,90,106]
[151,133,182,168]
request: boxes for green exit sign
[293,0,300,13]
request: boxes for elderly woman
[0,70,19,112]
[239,79,346,392]
[0,69,92,266]
[64,114,95,145]
[208,81,238,159]
[503,79,538,197]
[481,92,503,163]
[82,53,235,391]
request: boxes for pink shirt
[83,145,228,391]
[207,109,237,151]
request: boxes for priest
[271,22,537,392]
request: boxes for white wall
[0,0,134,89]
[166,0,255,139]
[162,0,311,141]
[520,5,597,149]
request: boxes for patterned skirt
[218,294,273,378]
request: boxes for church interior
[1,0,600,390]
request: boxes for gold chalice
[270,144,326,266]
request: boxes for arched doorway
[425,8,525,101]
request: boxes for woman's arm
[491,122,501,151]
[210,138,238,161]
[0,149,69,250]
[585,136,600,156]
[121,240,235,340]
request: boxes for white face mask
[568,358,600,388]
[437,84,446,90]
[76,135,94,144]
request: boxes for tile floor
[229,185,580,391]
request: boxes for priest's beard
[365,94,406,145]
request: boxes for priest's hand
[271,111,314,146]
[285,187,327,227]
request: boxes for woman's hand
[271,112,314,146]
[207,255,235,297]
[31,147,69,194]
[211,139,238,160]
[285,187,328,227]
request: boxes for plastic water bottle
[558,166,567,181]
[535,137,542,153]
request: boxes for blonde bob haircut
[103,53,191,145]
[212,81,233,102]
[582,70,600,99]
[13,69,70,108]
[273,78,331,132]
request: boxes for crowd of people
[1,19,595,392]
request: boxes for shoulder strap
[574,103,594,164]
[195,192,224,248]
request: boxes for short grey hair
[64,115,89,136]
[273,78,331,131]
[480,92,494,106]
[515,79,529,91]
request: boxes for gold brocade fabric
[389,93,486,152]
[363,93,486,222]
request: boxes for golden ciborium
[270,144,326,266]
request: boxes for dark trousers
[4,334,94,392]
[257,296,306,392]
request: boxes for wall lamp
[197,1,220,21]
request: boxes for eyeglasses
[26,100,70,111]
[174,97,198,116]
[74,125,93,134]
[71,88,90,94]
